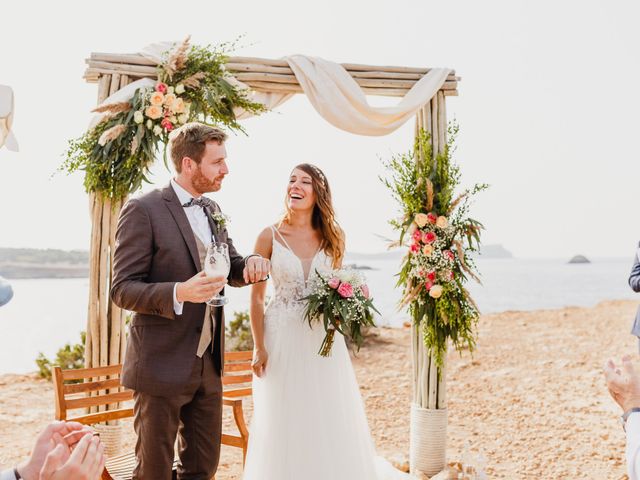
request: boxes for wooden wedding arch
[82,51,460,476]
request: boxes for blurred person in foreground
[604,355,640,479]
[0,421,105,480]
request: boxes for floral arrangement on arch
[62,37,265,201]
[382,125,487,366]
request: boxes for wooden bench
[52,351,253,480]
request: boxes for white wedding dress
[242,227,408,480]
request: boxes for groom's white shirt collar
[171,178,200,206]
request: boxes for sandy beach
[0,299,636,479]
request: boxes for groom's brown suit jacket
[111,184,247,397]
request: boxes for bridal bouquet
[302,269,379,357]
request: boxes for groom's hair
[169,123,228,173]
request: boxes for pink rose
[424,232,436,244]
[155,82,168,94]
[412,230,422,243]
[427,271,436,282]
[444,250,455,261]
[427,213,437,225]
[410,243,420,254]
[425,280,434,291]
[360,284,370,299]
[328,277,340,289]
[337,282,354,298]
[161,118,174,131]
[446,270,454,280]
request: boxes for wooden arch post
[410,90,450,477]
[85,73,130,373]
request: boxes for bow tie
[182,197,213,209]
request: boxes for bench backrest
[53,351,254,424]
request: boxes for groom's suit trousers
[132,347,223,480]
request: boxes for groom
[111,122,270,480]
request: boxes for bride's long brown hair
[281,163,345,269]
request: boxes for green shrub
[226,310,254,352]
[36,332,86,381]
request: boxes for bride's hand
[252,348,268,377]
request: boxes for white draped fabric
[91,42,450,136]
[0,85,18,151]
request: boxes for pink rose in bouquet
[425,280,434,291]
[427,213,437,225]
[155,82,168,94]
[424,232,436,244]
[361,284,370,299]
[337,282,354,298]
[412,230,423,243]
[443,250,455,261]
[161,118,174,131]
[410,243,420,254]
[328,277,340,289]
[427,271,436,282]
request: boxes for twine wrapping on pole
[410,404,447,477]
[92,422,124,458]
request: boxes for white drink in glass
[205,242,230,306]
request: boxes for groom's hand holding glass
[176,271,227,304]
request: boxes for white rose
[429,285,443,299]
[415,213,429,228]
[178,114,188,124]
[146,119,153,129]
[167,86,175,95]
[133,111,144,124]
[175,84,185,94]
[436,216,449,228]
[153,125,162,136]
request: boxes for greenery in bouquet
[302,268,379,357]
[382,124,487,366]
[61,36,265,201]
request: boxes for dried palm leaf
[425,178,434,211]
[182,72,207,89]
[164,36,191,79]
[454,240,481,284]
[448,191,468,214]
[92,102,131,114]
[98,124,127,147]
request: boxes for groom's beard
[192,165,224,194]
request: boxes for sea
[0,256,637,375]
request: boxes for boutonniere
[212,212,230,229]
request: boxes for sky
[0,0,639,259]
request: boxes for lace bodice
[266,226,331,313]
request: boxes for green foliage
[60,39,265,201]
[36,332,86,382]
[381,124,487,366]
[166,42,264,135]
[225,310,254,352]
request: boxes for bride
[242,163,408,480]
